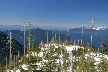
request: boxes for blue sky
[0,0,108,28]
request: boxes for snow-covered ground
[8,43,108,72]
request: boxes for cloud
[0,22,107,29]
[31,23,84,28]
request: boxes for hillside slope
[0,31,24,65]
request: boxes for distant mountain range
[69,27,108,49]
[3,28,71,46]
[2,26,108,48]
[0,25,108,31]
[1,26,108,55]
[0,25,67,31]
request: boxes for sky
[0,0,108,28]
